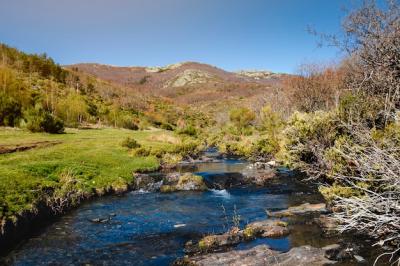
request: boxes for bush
[229,107,255,134]
[160,123,174,131]
[121,137,141,149]
[257,105,285,157]
[131,147,151,157]
[25,108,64,134]
[0,93,22,126]
[176,124,197,137]
[173,138,203,157]
[283,64,343,112]
[121,118,139,130]
[279,110,341,168]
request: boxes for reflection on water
[3,153,378,265]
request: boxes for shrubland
[206,1,400,262]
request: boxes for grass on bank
[0,127,176,220]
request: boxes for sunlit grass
[0,127,175,219]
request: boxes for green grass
[0,127,176,219]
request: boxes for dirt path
[0,141,62,154]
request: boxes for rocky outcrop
[176,244,337,266]
[267,203,328,217]
[236,70,275,80]
[145,62,185,73]
[165,69,215,87]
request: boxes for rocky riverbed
[1,150,381,265]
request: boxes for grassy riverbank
[0,127,177,221]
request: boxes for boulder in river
[160,173,207,192]
[185,220,289,254]
[243,220,289,239]
[241,165,277,186]
[133,173,163,192]
[175,244,337,266]
[198,227,243,251]
[267,203,328,217]
[202,172,246,189]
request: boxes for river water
[3,150,379,265]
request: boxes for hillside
[67,62,287,112]
[0,44,212,133]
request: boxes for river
[3,150,379,265]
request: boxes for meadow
[0,127,175,220]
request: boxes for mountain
[66,62,287,113]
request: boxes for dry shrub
[283,63,345,113]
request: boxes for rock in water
[133,173,163,191]
[176,245,337,266]
[185,220,289,254]
[267,203,328,217]
[243,220,289,239]
[160,173,207,192]
[241,165,277,186]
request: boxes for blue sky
[0,0,362,73]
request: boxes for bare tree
[317,0,400,123]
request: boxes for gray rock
[133,173,163,191]
[244,220,289,239]
[176,245,337,266]
[160,173,207,192]
[185,220,289,254]
[267,203,328,217]
[241,166,277,186]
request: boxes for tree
[316,0,400,123]
[56,92,89,126]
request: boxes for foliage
[229,107,255,134]
[0,43,68,83]
[121,137,141,149]
[56,93,89,127]
[0,93,22,127]
[176,124,197,136]
[25,107,64,134]
[256,105,285,156]
[279,110,341,168]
